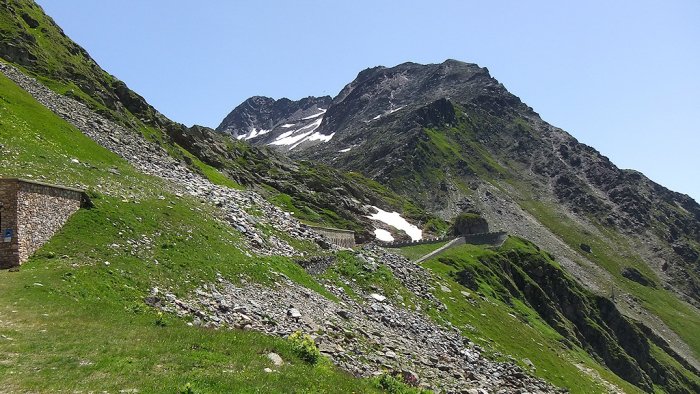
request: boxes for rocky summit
[1,0,700,393]
[217,95,332,144]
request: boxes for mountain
[2,0,700,392]
[217,95,332,145]
[224,59,700,305]
[221,60,700,390]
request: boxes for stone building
[0,178,90,268]
[308,225,356,248]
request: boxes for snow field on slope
[367,206,422,241]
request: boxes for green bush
[424,217,449,236]
[374,373,429,394]
[178,382,197,394]
[288,331,321,364]
[154,311,168,327]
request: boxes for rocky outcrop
[216,95,332,141]
[451,213,490,236]
[621,267,657,288]
[219,60,700,373]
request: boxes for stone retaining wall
[463,231,508,246]
[381,231,508,249]
[0,178,88,268]
[381,236,454,249]
[307,225,355,248]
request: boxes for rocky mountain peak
[217,60,513,153]
[216,95,332,140]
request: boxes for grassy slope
[0,0,116,112]
[415,242,642,394]
[0,72,389,392]
[0,0,244,192]
[417,237,700,393]
[519,197,700,362]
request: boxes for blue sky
[37,1,699,201]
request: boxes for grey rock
[287,308,301,319]
[267,352,284,366]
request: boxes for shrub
[154,311,168,327]
[374,373,429,394]
[288,331,321,364]
[178,382,197,394]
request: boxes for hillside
[0,66,382,392]
[0,59,566,393]
[2,0,700,393]
[221,63,700,391]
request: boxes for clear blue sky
[37,1,699,201]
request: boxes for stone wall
[0,178,87,267]
[463,231,508,246]
[0,179,20,268]
[308,225,355,248]
[381,232,508,249]
[380,236,455,249]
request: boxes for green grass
[0,275,381,393]
[269,192,358,232]
[0,70,388,392]
[0,0,120,117]
[344,172,427,220]
[387,241,450,261]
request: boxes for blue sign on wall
[4,229,12,239]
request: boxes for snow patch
[338,147,352,153]
[301,108,327,120]
[280,123,295,128]
[270,130,315,147]
[387,105,405,115]
[371,106,405,122]
[307,131,335,142]
[374,229,394,242]
[367,206,422,241]
[276,129,296,140]
[237,127,270,140]
[270,118,322,146]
